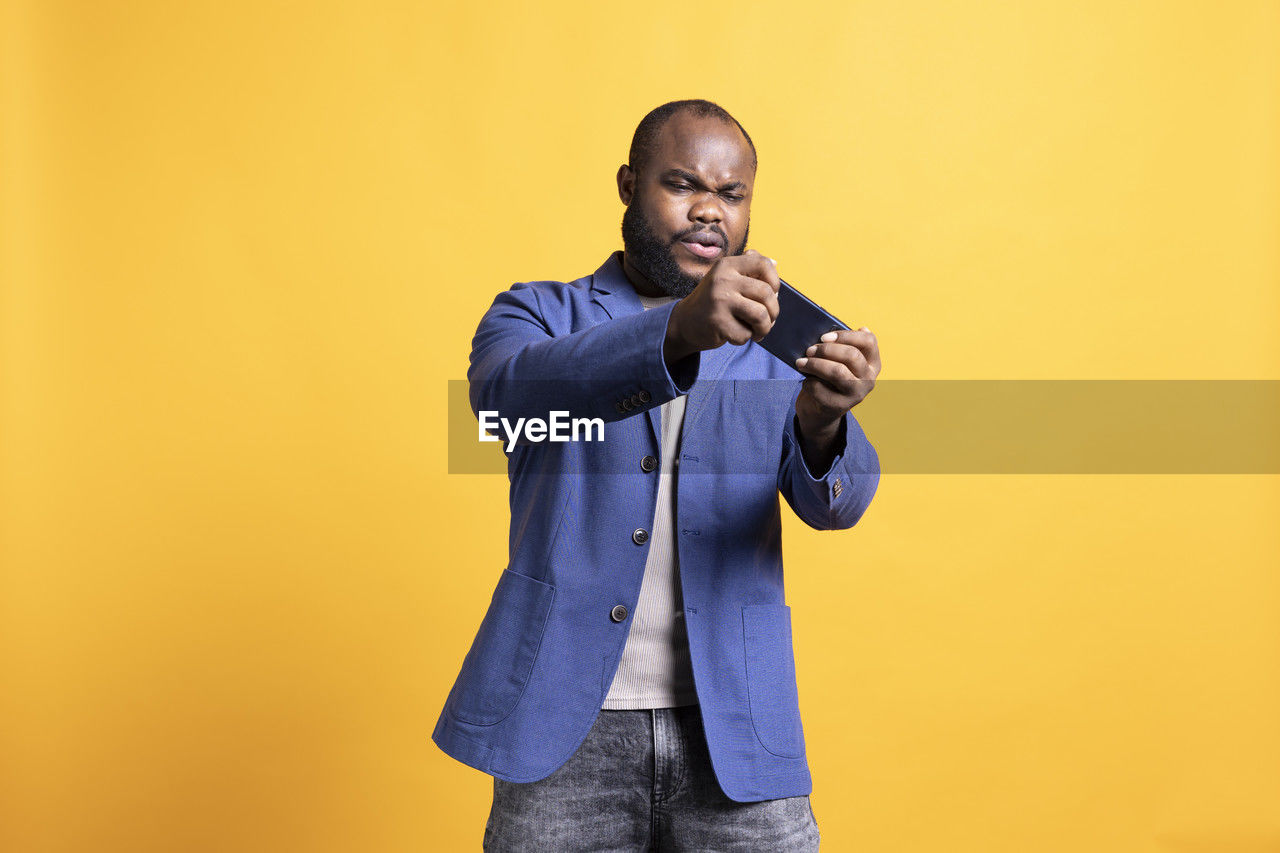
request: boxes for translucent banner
[447,380,1280,475]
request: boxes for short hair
[627,99,757,175]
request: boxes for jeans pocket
[742,604,806,758]
[447,570,555,726]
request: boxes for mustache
[671,226,727,249]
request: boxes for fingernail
[820,332,838,342]
[795,357,808,368]
[805,345,817,356]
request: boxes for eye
[721,193,745,203]
[666,181,692,193]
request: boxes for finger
[729,292,774,342]
[860,327,882,374]
[817,327,881,374]
[793,352,859,395]
[803,373,876,410]
[734,250,781,293]
[734,273,781,323]
[802,342,870,377]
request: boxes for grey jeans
[483,705,820,852]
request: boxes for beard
[621,198,749,299]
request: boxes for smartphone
[756,279,851,366]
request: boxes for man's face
[619,112,755,298]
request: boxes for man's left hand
[793,327,881,436]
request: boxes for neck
[620,251,668,298]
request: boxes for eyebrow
[661,169,746,194]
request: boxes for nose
[689,192,724,225]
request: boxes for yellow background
[2,1,1278,851]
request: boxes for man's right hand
[664,250,782,364]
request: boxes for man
[434,99,881,851]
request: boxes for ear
[616,164,635,205]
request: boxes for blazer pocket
[742,604,806,758]
[446,570,555,726]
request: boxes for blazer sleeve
[777,391,880,530]
[468,281,701,428]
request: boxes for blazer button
[637,389,651,403]
[632,528,649,545]
[629,393,642,406]
[640,455,658,472]
[621,399,634,411]
[611,604,629,622]
[615,402,626,413]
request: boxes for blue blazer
[433,252,879,802]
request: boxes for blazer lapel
[589,253,660,449]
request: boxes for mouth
[676,231,726,261]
